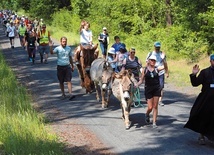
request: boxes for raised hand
[192,64,200,75]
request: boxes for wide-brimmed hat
[149,54,157,61]
[108,48,115,54]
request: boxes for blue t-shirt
[111,42,122,53]
[53,45,72,66]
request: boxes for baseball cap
[154,41,161,47]
[103,27,107,30]
[210,54,214,60]
[149,54,157,61]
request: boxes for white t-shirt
[80,29,92,44]
[7,26,16,37]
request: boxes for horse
[90,58,114,108]
[75,44,99,94]
[111,69,138,130]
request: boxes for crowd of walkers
[1,10,51,64]
[1,10,214,146]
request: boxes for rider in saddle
[74,20,98,64]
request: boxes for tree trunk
[165,0,172,26]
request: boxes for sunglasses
[131,52,135,54]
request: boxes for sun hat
[103,27,107,30]
[108,48,115,54]
[154,41,161,47]
[210,54,214,60]
[149,54,157,61]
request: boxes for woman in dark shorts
[135,54,164,128]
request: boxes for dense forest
[1,0,213,61]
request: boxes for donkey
[90,58,114,108]
[111,70,138,129]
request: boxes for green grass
[0,52,66,155]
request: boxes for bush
[51,9,81,33]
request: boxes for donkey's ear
[127,69,132,76]
[114,73,122,79]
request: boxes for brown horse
[75,44,99,93]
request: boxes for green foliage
[51,9,81,33]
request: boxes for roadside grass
[165,55,209,87]
[0,52,66,155]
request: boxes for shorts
[57,65,72,84]
[9,36,14,41]
[159,74,165,89]
[144,85,161,100]
[19,35,24,42]
[39,45,49,55]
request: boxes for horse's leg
[83,72,92,94]
[94,82,100,102]
[106,88,112,108]
[76,64,84,88]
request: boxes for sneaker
[60,94,66,100]
[69,95,76,100]
[75,61,80,65]
[159,101,164,106]
[145,114,150,124]
[152,123,158,128]
[44,60,48,64]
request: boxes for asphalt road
[0,25,213,155]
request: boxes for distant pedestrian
[6,21,17,48]
[50,36,75,100]
[184,54,214,145]
[37,24,51,63]
[25,31,37,64]
[146,41,169,106]
[98,27,109,59]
